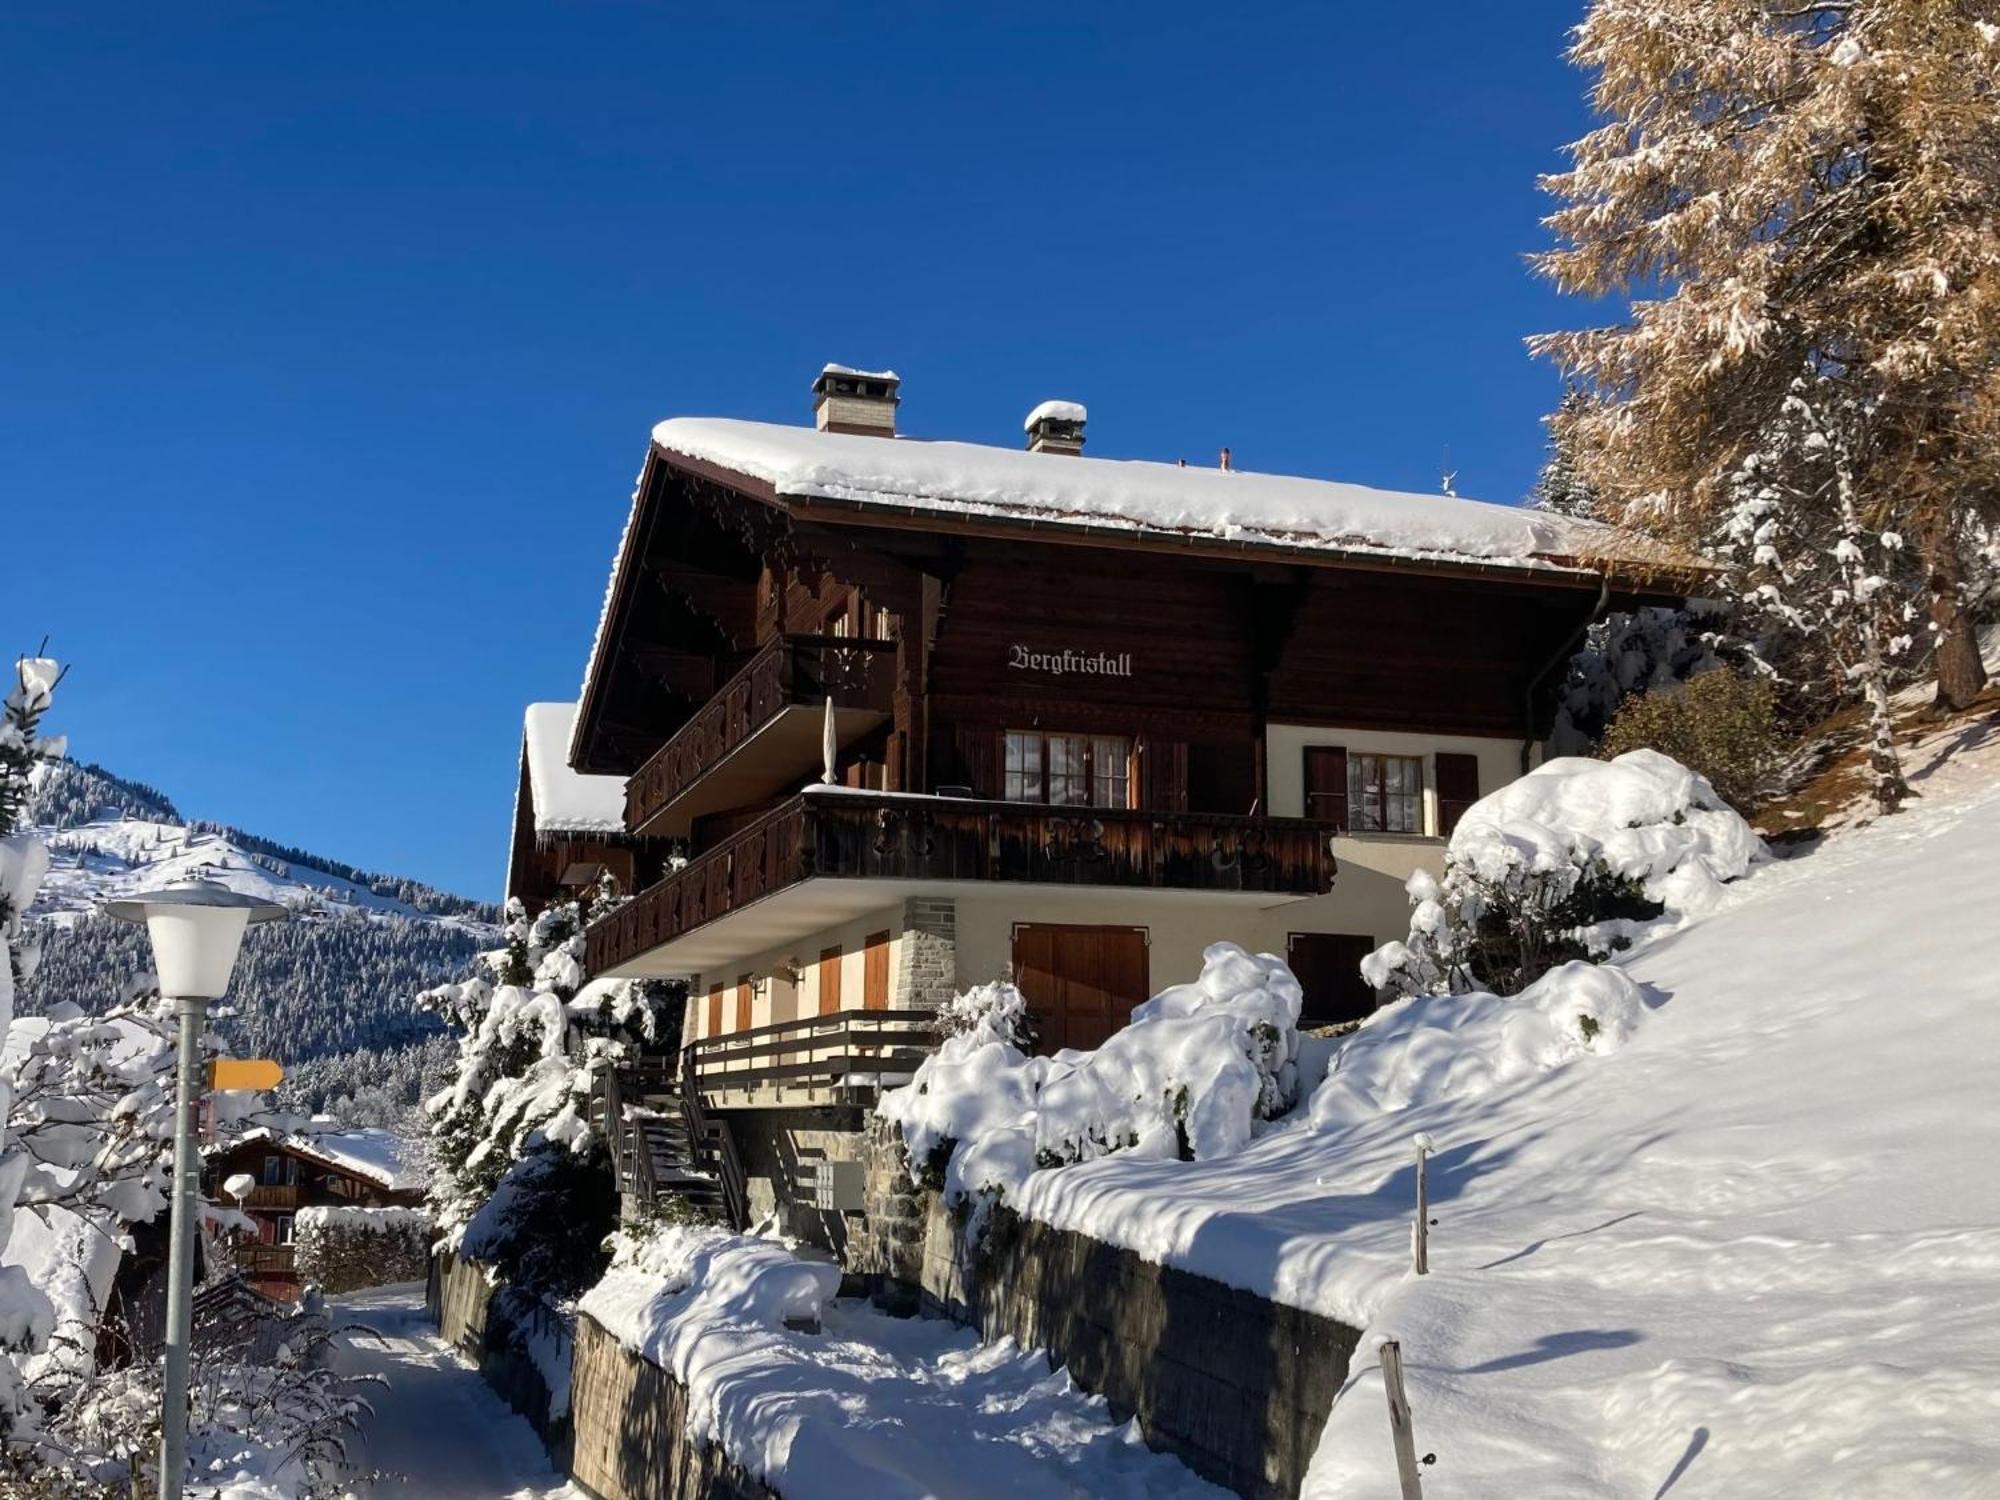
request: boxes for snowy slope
[18,760,497,1063]
[1006,721,2000,1499]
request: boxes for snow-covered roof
[648,417,1682,574]
[212,1126,426,1193]
[523,702,626,835]
[1024,400,1087,431]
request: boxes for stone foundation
[568,1312,776,1500]
[429,1251,574,1469]
[855,1121,1359,1500]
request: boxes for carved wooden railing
[585,792,1338,978]
[624,634,896,833]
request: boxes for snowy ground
[1005,712,2000,1498]
[330,1283,578,1499]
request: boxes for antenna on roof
[1440,447,1458,498]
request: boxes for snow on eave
[570,460,650,770]
[647,417,1701,584]
[523,702,627,835]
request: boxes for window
[274,1215,295,1245]
[1003,732,1133,808]
[1348,753,1424,834]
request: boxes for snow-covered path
[331,1283,576,1498]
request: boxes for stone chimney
[813,364,900,437]
[1025,400,1087,455]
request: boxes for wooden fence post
[1379,1338,1425,1500]
[1412,1132,1433,1275]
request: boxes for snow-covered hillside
[994,718,2000,1497]
[18,760,498,1067]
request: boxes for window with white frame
[1348,753,1424,834]
[1003,731,1134,808]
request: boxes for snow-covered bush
[1311,962,1646,1128]
[294,1206,429,1294]
[1366,750,1764,1000]
[1552,604,1726,751]
[879,944,1303,1228]
[1600,669,1783,811]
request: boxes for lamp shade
[101,881,287,999]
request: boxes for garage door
[1011,924,1150,1054]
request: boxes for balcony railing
[585,791,1337,978]
[685,1009,938,1101]
[235,1244,297,1275]
[624,634,897,834]
[240,1184,300,1211]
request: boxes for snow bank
[878,944,1302,1216]
[1310,962,1645,1127]
[580,1226,1222,1499]
[295,1205,428,1235]
[650,417,1667,573]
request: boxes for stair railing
[680,1044,748,1229]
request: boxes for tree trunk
[1926,538,1988,712]
[1834,449,1909,817]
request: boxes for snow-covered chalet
[546,366,1689,1238]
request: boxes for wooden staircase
[598,1055,747,1229]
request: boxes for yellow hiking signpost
[208,1058,284,1092]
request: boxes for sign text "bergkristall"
[1007,645,1133,678]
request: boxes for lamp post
[103,880,285,1500]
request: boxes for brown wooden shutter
[1303,746,1349,830]
[734,976,753,1032]
[863,931,891,1009]
[818,945,844,1016]
[706,982,724,1037]
[1141,738,1189,813]
[957,727,998,798]
[1435,753,1480,836]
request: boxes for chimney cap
[813,363,900,436]
[1023,399,1088,433]
[815,363,900,392]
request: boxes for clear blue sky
[3,3,1602,902]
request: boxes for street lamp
[103,880,285,1500]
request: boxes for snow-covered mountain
[19,759,498,1070]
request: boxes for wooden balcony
[685,1009,939,1107]
[625,634,897,838]
[241,1184,300,1211]
[235,1244,297,1275]
[585,790,1338,978]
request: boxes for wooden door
[1286,932,1377,1028]
[863,931,891,1010]
[818,945,844,1016]
[1011,924,1150,1054]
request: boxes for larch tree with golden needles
[1535,0,2000,815]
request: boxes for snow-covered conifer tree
[1536,0,2000,723]
[1533,386,1602,519]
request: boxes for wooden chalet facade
[202,1129,424,1301]
[558,370,1687,1239]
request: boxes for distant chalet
[534,366,1687,1156]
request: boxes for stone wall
[430,1251,574,1469]
[856,1123,1359,1500]
[894,896,958,1011]
[568,1312,776,1500]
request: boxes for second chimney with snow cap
[813,364,900,437]
[1025,400,1087,455]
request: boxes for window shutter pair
[1435,752,1480,836]
[1303,746,1349,831]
